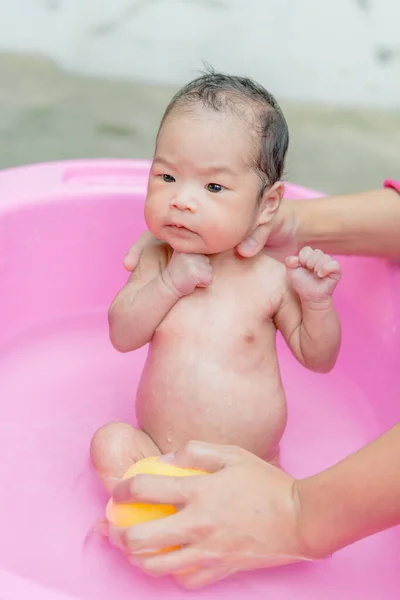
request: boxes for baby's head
[145,68,289,254]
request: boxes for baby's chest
[158,276,279,341]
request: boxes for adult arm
[298,421,400,558]
[289,182,400,259]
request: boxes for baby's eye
[162,174,176,183]
[207,183,224,193]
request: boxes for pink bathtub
[0,159,399,599]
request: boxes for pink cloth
[384,179,400,194]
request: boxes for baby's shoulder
[248,251,288,307]
[255,250,288,281]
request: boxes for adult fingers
[123,231,159,271]
[123,247,141,271]
[111,513,193,554]
[174,565,233,590]
[160,441,245,473]
[236,224,270,258]
[132,546,207,576]
[112,472,192,505]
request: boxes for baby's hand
[163,251,213,297]
[285,247,341,301]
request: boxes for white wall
[1,0,400,108]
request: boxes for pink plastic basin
[0,159,399,600]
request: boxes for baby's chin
[159,227,207,254]
[154,224,237,255]
[167,235,230,255]
[169,240,208,254]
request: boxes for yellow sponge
[106,455,207,529]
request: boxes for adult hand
[123,230,162,272]
[236,199,298,258]
[106,442,313,589]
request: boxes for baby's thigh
[90,422,160,492]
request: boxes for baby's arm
[109,244,175,352]
[109,246,212,352]
[274,247,341,373]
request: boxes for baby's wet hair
[158,66,289,192]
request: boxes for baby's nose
[170,194,197,212]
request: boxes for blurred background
[0,0,399,194]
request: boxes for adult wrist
[282,198,312,250]
[294,475,336,561]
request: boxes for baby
[91,70,341,491]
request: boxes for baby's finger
[318,260,341,278]
[198,271,213,286]
[305,249,324,270]
[285,255,300,269]
[314,254,330,276]
[200,264,213,275]
[297,246,314,267]
[196,278,212,288]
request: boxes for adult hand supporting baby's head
[107,441,314,589]
[124,200,299,272]
[237,199,299,259]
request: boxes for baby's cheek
[222,218,251,248]
[144,201,162,235]
[202,228,231,253]
[205,226,242,253]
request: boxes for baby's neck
[207,247,244,267]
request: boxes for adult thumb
[123,247,140,271]
[160,441,239,473]
[236,224,269,258]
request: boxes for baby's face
[144,107,266,254]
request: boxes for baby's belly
[135,340,287,460]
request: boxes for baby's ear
[257,182,285,225]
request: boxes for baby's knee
[90,422,134,466]
[90,422,142,492]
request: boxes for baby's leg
[90,422,160,493]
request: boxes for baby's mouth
[168,223,194,233]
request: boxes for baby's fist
[163,252,213,297]
[285,247,341,301]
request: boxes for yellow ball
[106,456,207,529]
